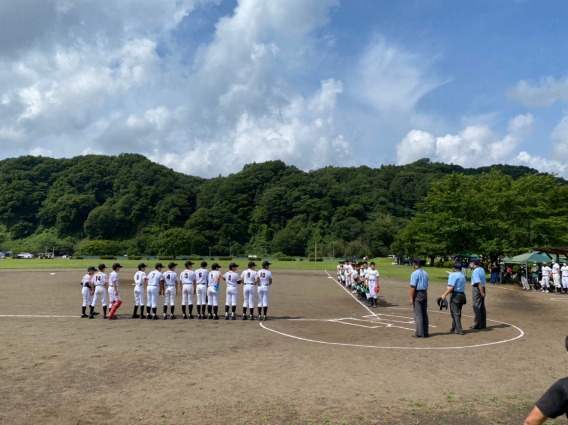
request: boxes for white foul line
[0,314,77,318]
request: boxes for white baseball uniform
[134,271,146,306]
[366,269,380,299]
[91,272,108,307]
[223,271,239,306]
[146,270,163,309]
[257,269,272,307]
[241,269,257,308]
[562,265,568,289]
[108,271,121,303]
[81,273,93,307]
[552,263,561,288]
[195,269,209,305]
[542,266,551,289]
[181,269,196,306]
[207,270,220,307]
[163,270,178,306]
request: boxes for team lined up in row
[336,260,380,307]
[80,260,274,321]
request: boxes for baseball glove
[374,285,379,293]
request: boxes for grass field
[0,257,466,283]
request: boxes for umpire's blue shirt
[448,271,466,293]
[471,267,486,287]
[410,268,429,290]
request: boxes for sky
[1,0,568,177]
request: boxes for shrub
[73,256,84,260]
[128,255,142,261]
[100,255,117,260]
[218,257,233,261]
[188,256,204,261]
[278,257,294,261]
[158,256,174,260]
[309,257,324,262]
[80,240,120,256]
[297,258,304,261]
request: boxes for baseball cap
[229,262,239,269]
[155,262,164,269]
[98,263,106,270]
[470,258,480,265]
[262,261,271,267]
[112,263,123,270]
[87,266,96,272]
[211,262,221,269]
[248,261,257,268]
[185,260,194,268]
[453,261,462,270]
[168,262,177,269]
[138,263,148,270]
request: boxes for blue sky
[1,0,567,176]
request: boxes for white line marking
[0,314,77,318]
[325,271,382,321]
[551,298,568,302]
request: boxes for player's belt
[165,284,175,287]
[182,282,193,285]
[244,282,255,285]
[197,283,206,285]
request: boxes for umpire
[470,258,487,329]
[440,262,466,335]
[409,258,429,338]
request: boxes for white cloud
[515,151,566,175]
[552,114,568,160]
[29,147,53,157]
[508,76,568,107]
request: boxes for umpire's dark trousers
[450,292,466,334]
[472,284,486,329]
[413,290,429,337]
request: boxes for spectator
[490,262,499,284]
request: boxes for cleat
[242,315,248,320]
[213,315,219,320]
[152,315,158,321]
[93,312,100,316]
[81,314,88,318]
[170,315,177,320]
[88,315,94,319]
[163,315,167,320]
[225,316,229,320]
[263,315,267,321]
[132,314,140,319]
[103,315,107,319]
[258,316,263,321]
[183,315,187,320]
[208,314,213,320]
[230,315,236,321]
[189,314,195,319]
[249,315,255,321]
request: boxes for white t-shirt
[134,271,146,287]
[223,271,239,287]
[241,269,257,285]
[180,270,196,285]
[208,270,220,287]
[81,273,93,288]
[542,266,551,277]
[367,269,380,282]
[561,265,568,276]
[147,270,164,287]
[552,263,560,275]
[336,265,342,273]
[258,269,272,287]
[109,271,119,290]
[93,272,108,287]
[195,269,209,285]
[360,268,367,279]
[163,270,178,286]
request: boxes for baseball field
[1,266,567,425]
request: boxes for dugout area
[0,268,567,424]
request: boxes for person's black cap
[248,261,256,268]
[436,297,448,310]
[211,263,220,269]
[262,261,271,268]
[138,263,148,270]
[470,258,480,265]
[98,263,106,270]
[155,262,164,269]
[168,262,177,269]
[229,262,239,269]
[412,258,421,266]
[112,263,123,270]
[201,261,208,268]
[185,260,194,268]
[453,261,462,270]
[87,266,96,272]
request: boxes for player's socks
[225,305,229,314]
[81,306,87,316]
[163,305,168,315]
[207,305,212,315]
[103,306,107,318]
[232,306,236,316]
[243,307,247,316]
[170,306,175,315]
[89,306,95,318]
[258,307,262,316]
[197,305,201,315]
[189,305,193,316]
[182,305,186,315]
[263,307,267,316]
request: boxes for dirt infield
[1,268,567,424]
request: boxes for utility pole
[315,243,317,261]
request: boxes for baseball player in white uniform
[552,260,561,294]
[562,261,568,295]
[342,261,350,287]
[257,261,273,321]
[541,263,551,293]
[195,262,209,319]
[336,262,342,282]
[365,262,380,308]
[146,263,165,320]
[241,261,258,320]
[107,263,123,320]
[207,263,221,320]
[133,263,148,319]
[180,261,196,319]
[162,262,179,319]
[81,266,96,318]
[222,262,240,320]
[89,264,109,319]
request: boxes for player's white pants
[91,286,108,307]
[196,284,207,305]
[226,287,237,306]
[82,287,92,307]
[521,276,530,290]
[164,286,176,306]
[134,285,145,306]
[553,274,561,288]
[563,276,568,289]
[207,287,219,306]
[147,286,159,309]
[542,276,550,288]
[368,281,378,299]
[108,287,121,303]
[257,286,269,307]
[182,284,194,305]
[243,284,255,308]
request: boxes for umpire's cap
[436,297,448,310]
[262,261,271,268]
[168,262,177,269]
[412,257,421,266]
[185,260,194,268]
[211,262,220,269]
[155,262,164,269]
[470,258,480,265]
[98,263,106,270]
[138,263,148,270]
[87,266,96,272]
[453,261,462,270]
[112,263,123,270]
[248,261,257,268]
[229,262,239,269]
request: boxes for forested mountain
[0,154,554,257]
